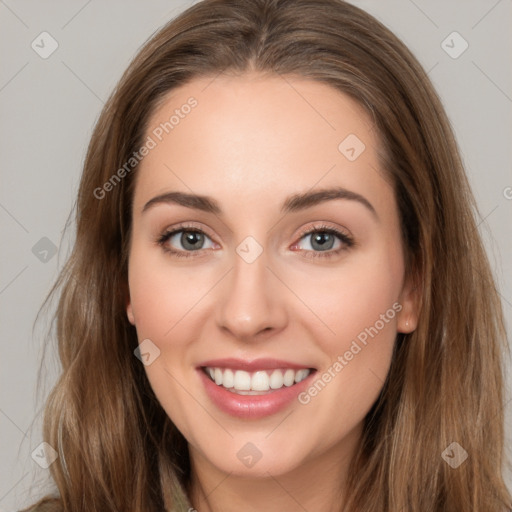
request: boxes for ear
[122,278,136,325]
[126,299,135,325]
[125,286,135,325]
[396,270,421,333]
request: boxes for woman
[22,0,512,510]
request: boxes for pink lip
[197,357,315,372]
[197,365,317,420]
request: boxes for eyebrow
[142,186,378,219]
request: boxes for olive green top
[19,480,194,512]
[18,498,61,512]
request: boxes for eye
[291,224,354,259]
[157,222,354,260]
[157,224,216,258]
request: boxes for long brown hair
[24,0,511,510]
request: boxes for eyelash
[156,223,355,260]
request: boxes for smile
[203,367,312,394]
[196,358,318,418]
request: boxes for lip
[197,357,315,372]
[197,362,317,420]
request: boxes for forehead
[133,72,393,218]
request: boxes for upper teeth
[205,367,311,392]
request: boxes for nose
[215,248,288,341]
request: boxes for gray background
[1,0,511,509]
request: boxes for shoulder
[18,497,63,512]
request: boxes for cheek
[292,247,403,356]
[127,247,207,342]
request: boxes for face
[126,72,418,480]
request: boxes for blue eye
[292,225,354,260]
[157,227,215,258]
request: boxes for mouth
[201,366,315,395]
[196,357,318,419]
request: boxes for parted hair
[23,0,511,510]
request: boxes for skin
[126,72,419,512]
